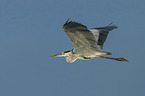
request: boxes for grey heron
[52,18,128,63]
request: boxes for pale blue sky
[0,0,145,96]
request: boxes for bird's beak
[51,54,64,57]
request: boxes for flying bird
[52,18,128,63]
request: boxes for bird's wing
[90,25,118,49]
[62,19,101,54]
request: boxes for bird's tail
[95,51,112,56]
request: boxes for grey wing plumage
[90,25,118,49]
[63,19,99,54]
[62,19,117,55]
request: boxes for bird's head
[51,50,72,57]
[52,50,77,63]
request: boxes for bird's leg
[96,56,128,62]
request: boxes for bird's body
[52,19,128,63]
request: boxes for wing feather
[63,19,99,54]
[62,19,117,55]
[91,25,118,48]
